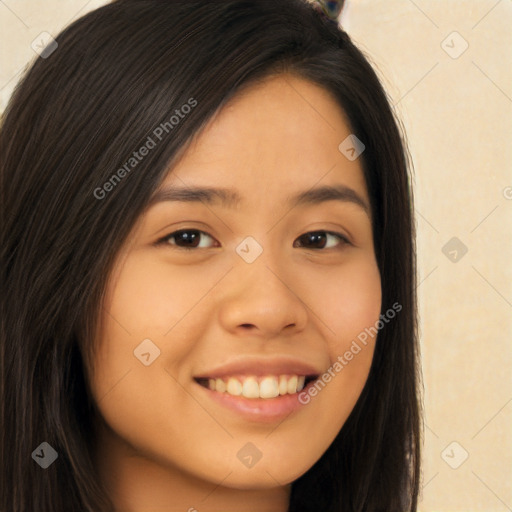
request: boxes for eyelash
[155,229,351,251]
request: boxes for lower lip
[195,381,313,423]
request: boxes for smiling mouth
[195,374,318,399]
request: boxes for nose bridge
[241,258,289,301]
[217,241,308,336]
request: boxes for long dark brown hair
[0,1,421,510]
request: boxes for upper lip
[194,356,322,379]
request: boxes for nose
[218,258,309,339]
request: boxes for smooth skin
[89,73,382,512]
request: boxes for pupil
[179,231,198,246]
[307,232,325,248]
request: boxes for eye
[157,229,218,249]
[155,229,349,251]
[293,231,350,250]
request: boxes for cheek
[291,252,382,401]
[90,253,202,396]
[299,253,381,412]
[104,252,227,335]
[89,252,232,408]
[303,252,382,352]
[283,255,381,459]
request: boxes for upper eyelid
[158,229,218,247]
[296,231,350,246]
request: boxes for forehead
[159,73,367,202]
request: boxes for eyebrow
[148,184,370,215]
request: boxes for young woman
[0,1,421,511]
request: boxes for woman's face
[90,74,381,495]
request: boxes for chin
[219,459,314,490]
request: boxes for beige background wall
[1,1,511,510]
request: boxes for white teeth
[278,375,288,395]
[242,377,260,398]
[259,377,279,399]
[215,378,226,393]
[226,378,242,396]
[204,374,310,399]
[287,375,298,394]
